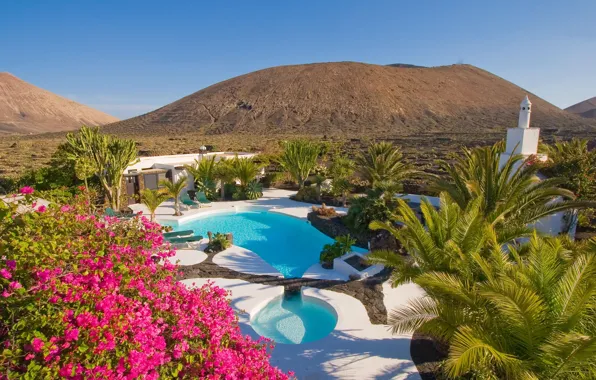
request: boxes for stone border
[179,250,391,324]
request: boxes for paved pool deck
[182,278,422,380]
[131,189,426,379]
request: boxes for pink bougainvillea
[19,186,34,195]
[0,191,290,379]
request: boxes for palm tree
[214,158,236,200]
[329,154,355,181]
[444,236,596,379]
[434,143,595,230]
[141,188,169,222]
[159,176,187,216]
[329,153,355,206]
[232,156,261,188]
[368,194,507,286]
[184,156,217,199]
[541,139,596,232]
[355,141,417,190]
[369,198,596,379]
[65,126,138,211]
[278,140,321,189]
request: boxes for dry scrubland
[3,129,596,179]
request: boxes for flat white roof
[125,151,257,172]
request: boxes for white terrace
[129,188,426,379]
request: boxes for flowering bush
[0,190,289,379]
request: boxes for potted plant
[204,232,232,253]
[319,234,356,269]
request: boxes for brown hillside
[0,73,118,134]
[104,62,595,137]
[565,97,596,119]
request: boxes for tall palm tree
[214,158,236,200]
[278,140,321,189]
[159,176,187,216]
[355,141,417,190]
[141,188,169,222]
[434,143,595,229]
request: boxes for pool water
[251,293,338,344]
[168,210,365,278]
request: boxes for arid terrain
[0,72,118,134]
[1,62,595,178]
[566,96,596,118]
[104,62,594,136]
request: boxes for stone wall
[308,211,402,253]
[307,212,369,248]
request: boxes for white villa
[122,151,258,205]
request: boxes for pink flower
[37,205,47,213]
[9,281,22,290]
[19,186,34,195]
[64,328,79,342]
[0,268,11,279]
[60,205,72,212]
[31,338,44,352]
[6,260,16,270]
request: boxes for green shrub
[260,172,284,188]
[344,192,395,233]
[195,178,217,200]
[320,235,356,265]
[245,181,263,200]
[294,186,318,202]
[205,232,232,253]
[34,188,77,204]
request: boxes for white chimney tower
[499,95,541,168]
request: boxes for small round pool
[251,293,338,344]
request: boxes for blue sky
[1,1,594,119]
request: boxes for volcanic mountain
[0,72,118,134]
[105,62,595,137]
[565,97,596,119]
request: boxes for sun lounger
[162,230,194,238]
[196,191,212,207]
[180,192,200,209]
[166,235,204,248]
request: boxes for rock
[369,228,402,253]
[307,212,369,248]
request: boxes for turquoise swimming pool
[167,209,365,278]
